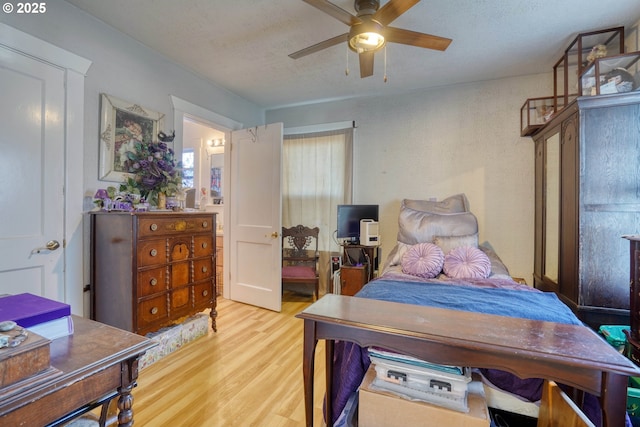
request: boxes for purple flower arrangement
[120,141,181,206]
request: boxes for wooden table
[0,315,156,426]
[296,294,640,427]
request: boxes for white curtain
[283,127,353,294]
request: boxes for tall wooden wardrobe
[533,92,640,328]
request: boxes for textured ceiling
[64,0,640,109]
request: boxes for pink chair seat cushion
[401,242,445,279]
[282,265,316,279]
[443,246,491,279]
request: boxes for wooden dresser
[90,211,217,335]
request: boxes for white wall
[267,73,551,281]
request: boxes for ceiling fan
[289,0,452,78]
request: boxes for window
[282,127,353,255]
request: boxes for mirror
[544,132,560,282]
[182,118,225,207]
[210,153,223,203]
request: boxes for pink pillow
[443,246,491,279]
[401,243,444,279]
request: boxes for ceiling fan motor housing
[354,0,380,16]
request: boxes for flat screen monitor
[337,204,379,243]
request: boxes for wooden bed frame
[296,294,640,427]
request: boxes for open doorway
[170,96,242,300]
[182,117,225,210]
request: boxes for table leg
[600,372,627,427]
[326,339,335,427]
[302,320,318,427]
[117,357,141,427]
[116,383,134,427]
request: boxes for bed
[298,195,638,427]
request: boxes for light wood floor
[131,293,327,426]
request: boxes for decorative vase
[157,192,167,209]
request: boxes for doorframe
[170,96,243,300]
[0,23,91,314]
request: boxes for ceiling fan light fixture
[348,19,385,53]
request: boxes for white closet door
[0,47,65,299]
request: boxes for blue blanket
[355,278,583,325]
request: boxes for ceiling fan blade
[359,51,374,78]
[303,0,361,26]
[385,26,452,51]
[374,0,420,26]
[289,33,349,59]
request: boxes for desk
[0,315,155,426]
[296,294,640,427]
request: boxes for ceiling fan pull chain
[383,45,388,83]
[345,45,350,76]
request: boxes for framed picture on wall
[98,93,165,182]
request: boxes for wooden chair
[282,225,320,300]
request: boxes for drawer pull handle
[202,242,208,249]
[150,223,158,231]
[150,278,158,286]
[150,307,158,315]
[202,266,208,273]
[202,221,208,228]
[150,249,158,257]
[202,290,209,297]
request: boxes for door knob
[34,240,61,253]
[271,231,279,238]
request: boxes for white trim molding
[0,23,91,75]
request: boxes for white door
[229,124,283,311]
[0,47,66,299]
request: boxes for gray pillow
[402,194,469,214]
[397,207,478,245]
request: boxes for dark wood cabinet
[338,245,380,295]
[533,92,640,328]
[626,236,640,339]
[90,211,217,335]
[339,265,368,296]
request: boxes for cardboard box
[359,366,490,427]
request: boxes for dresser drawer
[138,294,169,327]
[138,266,167,297]
[194,282,214,307]
[194,236,214,258]
[194,258,213,281]
[137,239,167,267]
[138,215,213,238]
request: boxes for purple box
[0,293,71,327]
